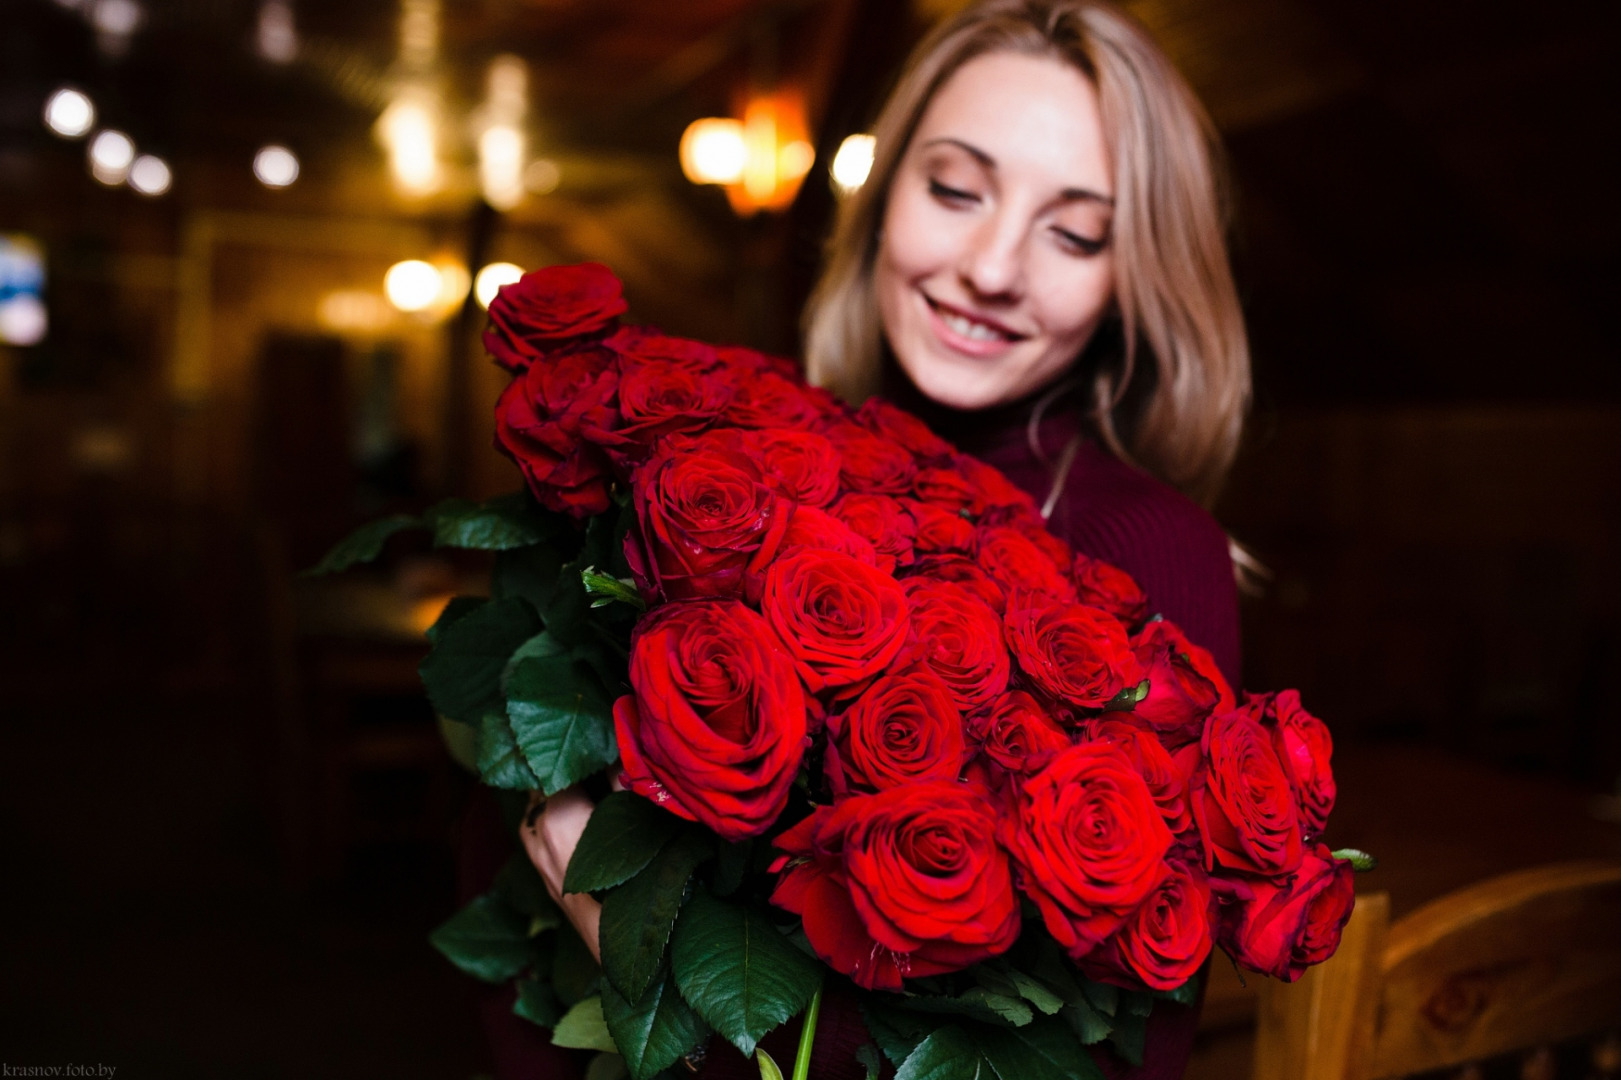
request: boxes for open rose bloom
[430,264,1362,1075]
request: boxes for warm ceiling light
[778,140,815,182]
[474,262,524,309]
[253,144,299,188]
[831,134,876,194]
[89,129,135,185]
[127,154,171,196]
[384,260,442,312]
[256,0,298,63]
[43,88,96,138]
[524,158,560,195]
[376,91,441,196]
[680,118,746,186]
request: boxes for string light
[89,130,135,185]
[253,145,299,188]
[127,154,171,196]
[43,88,96,138]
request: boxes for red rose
[909,554,1007,614]
[825,664,967,797]
[969,690,1070,775]
[902,578,1010,715]
[626,431,790,603]
[976,525,1078,604]
[1079,859,1214,991]
[606,356,731,464]
[1080,714,1194,835]
[955,455,1038,515]
[826,423,918,495]
[778,505,878,566]
[855,397,955,463]
[760,549,911,697]
[832,494,916,575]
[614,600,806,840]
[607,327,720,371]
[1131,619,1235,748]
[493,347,620,516]
[913,466,980,512]
[1072,553,1150,627]
[771,781,1021,990]
[1005,600,1143,709]
[905,499,976,554]
[484,262,626,371]
[1252,690,1336,839]
[1218,843,1355,981]
[727,372,840,430]
[1005,742,1174,960]
[752,429,843,507]
[1194,708,1304,877]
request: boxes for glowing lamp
[680,118,747,186]
[831,134,876,194]
[475,262,524,309]
[384,260,442,312]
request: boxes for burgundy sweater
[464,393,1239,1080]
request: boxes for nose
[958,209,1025,300]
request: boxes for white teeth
[940,310,1004,342]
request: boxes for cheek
[1031,255,1115,353]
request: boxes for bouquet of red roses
[318,263,1369,1080]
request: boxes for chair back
[1256,859,1621,1080]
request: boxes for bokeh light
[43,88,96,138]
[831,133,876,194]
[89,129,135,185]
[253,145,299,188]
[384,260,442,312]
[679,118,746,186]
[127,154,171,196]
[474,262,524,309]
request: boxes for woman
[516,2,1249,1077]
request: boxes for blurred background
[0,0,1617,1076]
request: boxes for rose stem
[791,983,823,1080]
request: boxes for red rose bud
[778,504,879,566]
[1006,742,1174,961]
[1005,600,1143,710]
[1079,858,1214,991]
[904,499,976,555]
[1131,619,1235,748]
[1252,690,1336,839]
[976,525,1078,603]
[614,600,806,840]
[969,690,1070,775]
[825,664,968,797]
[832,493,917,575]
[854,397,955,463]
[760,548,911,697]
[771,782,1021,991]
[1194,708,1304,877]
[483,262,626,371]
[1072,553,1150,627]
[1080,714,1195,836]
[826,423,918,495]
[1218,843,1355,981]
[752,429,843,507]
[492,347,620,517]
[626,431,790,603]
[902,578,1011,715]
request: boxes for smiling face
[874,50,1117,411]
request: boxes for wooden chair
[1255,860,1621,1080]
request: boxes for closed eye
[928,178,979,205]
[1052,227,1107,257]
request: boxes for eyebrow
[920,136,1116,206]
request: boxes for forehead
[914,50,1113,196]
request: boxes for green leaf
[978,1017,1105,1080]
[421,597,542,723]
[1153,972,1199,1008]
[670,889,823,1057]
[515,976,563,1027]
[305,514,420,575]
[1105,1007,1147,1067]
[601,832,712,1003]
[601,970,711,1080]
[565,792,686,895]
[896,1027,985,1080]
[429,492,560,551]
[858,1000,930,1068]
[553,925,602,1008]
[899,988,1032,1028]
[503,631,570,691]
[1103,679,1152,712]
[1002,971,1066,1017]
[756,1048,786,1080]
[1121,990,1154,1018]
[1078,980,1118,1018]
[427,595,488,644]
[495,544,567,610]
[430,892,539,983]
[583,566,648,611]
[1331,848,1379,872]
[553,996,621,1052]
[855,1045,883,1080]
[506,649,619,796]
[713,838,752,898]
[587,1053,631,1080]
[1060,1000,1111,1045]
[478,708,542,789]
[495,852,559,920]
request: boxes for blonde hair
[802,0,1250,508]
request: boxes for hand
[521,786,604,964]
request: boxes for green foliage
[553,996,620,1052]
[429,492,561,550]
[477,707,542,789]
[430,893,541,984]
[897,988,1032,1028]
[755,1048,786,1080]
[855,1045,883,1080]
[601,832,713,1003]
[1103,679,1152,711]
[515,975,564,1027]
[712,838,752,898]
[494,853,560,924]
[505,644,619,795]
[1105,1006,1148,1067]
[601,969,711,1080]
[495,544,567,610]
[977,1017,1106,1080]
[1153,973,1199,1008]
[583,566,647,610]
[1331,848,1379,872]
[421,597,542,724]
[306,514,420,575]
[551,925,602,1009]
[859,999,931,1068]
[587,1053,631,1080]
[564,792,686,895]
[427,595,487,643]
[895,1027,984,1080]
[670,889,823,1057]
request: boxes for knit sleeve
[1052,445,1242,690]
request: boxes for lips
[923,295,1026,356]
